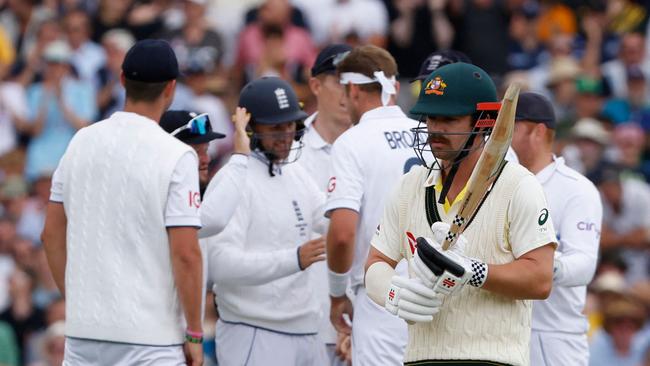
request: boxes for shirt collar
[303,113,330,151]
[358,105,406,125]
[111,111,158,125]
[536,155,564,184]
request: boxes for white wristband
[328,269,350,297]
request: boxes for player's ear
[394,80,401,96]
[119,72,126,87]
[308,77,320,97]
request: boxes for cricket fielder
[511,92,602,366]
[42,40,204,365]
[206,77,329,366]
[364,62,557,366]
[326,45,418,365]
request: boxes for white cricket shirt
[325,105,419,288]
[531,156,602,334]
[206,157,328,334]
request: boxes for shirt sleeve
[49,159,66,203]
[165,152,202,228]
[554,185,602,287]
[370,180,404,262]
[325,136,364,216]
[508,175,558,258]
[207,193,301,287]
[198,154,248,238]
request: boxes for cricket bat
[441,83,520,250]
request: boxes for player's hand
[183,341,204,366]
[413,236,488,296]
[330,295,353,335]
[232,107,251,155]
[335,332,352,365]
[430,221,467,254]
[385,275,443,323]
[298,237,326,269]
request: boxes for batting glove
[412,236,488,296]
[385,275,444,323]
[430,221,467,255]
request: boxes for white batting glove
[385,276,443,323]
[412,236,488,296]
[430,221,467,255]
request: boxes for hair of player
[124,78,170,103]
[336,45,398,94]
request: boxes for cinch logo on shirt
[293,200,308,237]
[189,191,201,208]
[384,130,415,150]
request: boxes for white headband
[339,71,396,106]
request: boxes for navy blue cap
[311,44,353,76]
[515,92,556,129]
[239,77,308,124]
[122,39,179,82]
[160,110,225,144]
[412,50,472,82]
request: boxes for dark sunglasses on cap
[171,113,209,136]
[312,51,350,76]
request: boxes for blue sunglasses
[171,113,209,136]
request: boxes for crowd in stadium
[0,0,650,365]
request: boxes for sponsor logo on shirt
[293,200,308,237]
[327,177,336,193]
[538,208,549,225]
[189,191,201,208]
[384,130,415,150]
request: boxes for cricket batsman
[364,62,557,366]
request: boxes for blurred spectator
[0,216,17,313]
[543,56,581,125]
[563,117,610,175]
[528,34,576,94]
[384,0,454,79]
[507,1,543,70]
[95,29,134,120]
[602,32,650,99]
[0,0,54,60]
[64,9,106,83]
[0,269,45,364]
[234,0,317,86]
[449,0,510,76]
[575,76,607,120]
[23,40,96,181]
[2,173,49,246]
[603,66,650,128]
[13,17,62,88]
[91,0,164,42]
[0,73,28,159]
[610,123,650,181]
[170,57,233,166]
[589,297,649,366]
[535,0,577,44]
[592,162,650,284]
[574,1,621,68]
[0,320,19,366]
[161,0,224,74]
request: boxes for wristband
[185,329,203,344]
[468,259,488,288]
[328,269,350,297]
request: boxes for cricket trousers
[63,337,185,365]
[530,330,588,366]
[352,287,408,366]
[215,320,328,366]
